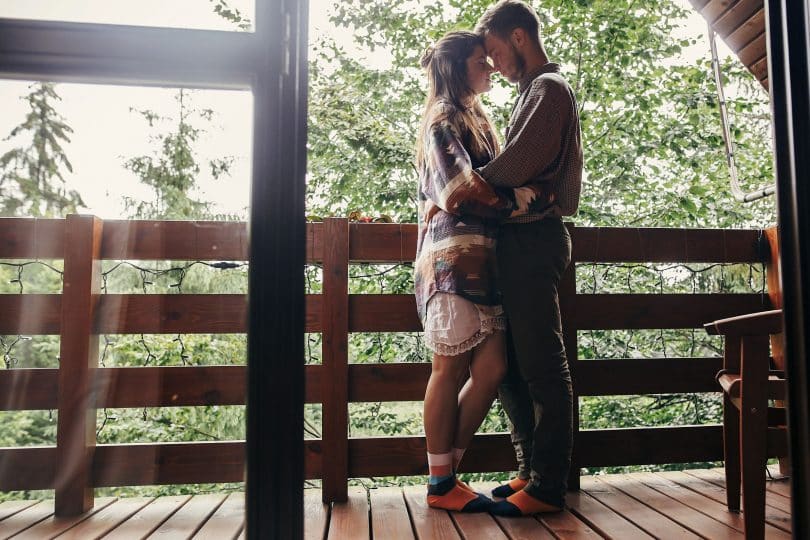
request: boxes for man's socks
[489,489,562,516]
[491,476,529,498]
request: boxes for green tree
[0,82,84,217]
[309,0,775,228]
[123,89,234,219]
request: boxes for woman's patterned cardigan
[414,103,555,324]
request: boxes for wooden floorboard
[537,508,602,539]
[147,493,226,538]
[601,473,744,539]
[567,489,653,539]
[193,492,244,540]
[12,497,116,540]
[658,470,792,533]
[0,500,39,522]
[582,476,700,538]
[369,487,413,539]
[0,468,794,539]
[304,489,329,540]
[56,497,154,539]
[327,487,369,540]
[452,510,508,540]
[403,485,460,540]
[638,472,791,540]
[686,468,793,513]
[103,495,191,539]
[0,500,54,539]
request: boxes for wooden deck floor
[0,469,792,539]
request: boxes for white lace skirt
[423,292,506,356]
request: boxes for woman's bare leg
[452,331,507,452]
[424,350,472,453]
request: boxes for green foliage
[209,0,252,31]
[309,0,775,228]
[0,83,84,217]
[123,90,234,219]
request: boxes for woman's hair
[415,31,499,170]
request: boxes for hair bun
[420,46,435,69]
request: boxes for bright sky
[0,0,736,219]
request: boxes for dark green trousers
[496,217,573,508]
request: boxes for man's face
[484,31,525,83]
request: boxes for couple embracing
[414,0,583,516]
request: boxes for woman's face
[465,44,494,95]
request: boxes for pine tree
[0,82,84,217]
[123,89,233,219]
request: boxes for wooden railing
[0,216,774,510]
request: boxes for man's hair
[475,0,541,46]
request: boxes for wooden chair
[705,309,788,539]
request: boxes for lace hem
[425,316,506,356]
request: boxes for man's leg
[491,325,534,497]
[495,218,573,510]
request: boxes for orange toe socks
[491,476,529,498]
[427,479,492,512]
[455,478,476,494]
[509,490,562,513]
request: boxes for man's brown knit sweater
[478,62,583,223]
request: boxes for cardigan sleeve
[421,122,555,220]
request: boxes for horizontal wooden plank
[750,55,769,83]
[0,294,61,334]
[0,446,55,490]
[342,225,763,264]
[95,365,322,407]
[0,220,765,265]
[0,368,58,410]
[568,294,769,329]
[714,0,762,38]
[99,220,248,261]
[0,359,722,411]
[348,358,723,402]
[574,357,723,395]
[723,7,765,52]
[346,426,727,476]
[737,31,767,67]
[348,294,768,332]
[349,363,430,402]
[0,218,64,259]
[95,294,246,334]
[349,294,420,332]
[0,292,770,336]
[570,227,762,263]
[701,0,741,24]
[348,223,418,263]
[575,425,724,467]
[92,441,323,485]
[94,366,246,408]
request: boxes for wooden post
[562,223,580,491]
[55,215,102,515]
[321,218,349,502]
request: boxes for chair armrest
[704,309,783,336]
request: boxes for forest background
[0,0,777,499]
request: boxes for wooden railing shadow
[0,216,777,514]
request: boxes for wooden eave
[689,0,768,90]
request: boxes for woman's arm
[421,122,555,220]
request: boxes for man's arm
[478,76,572,188]
[422,122,555,220]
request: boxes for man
[474,0,583,516]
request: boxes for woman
[415,30,554,512]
